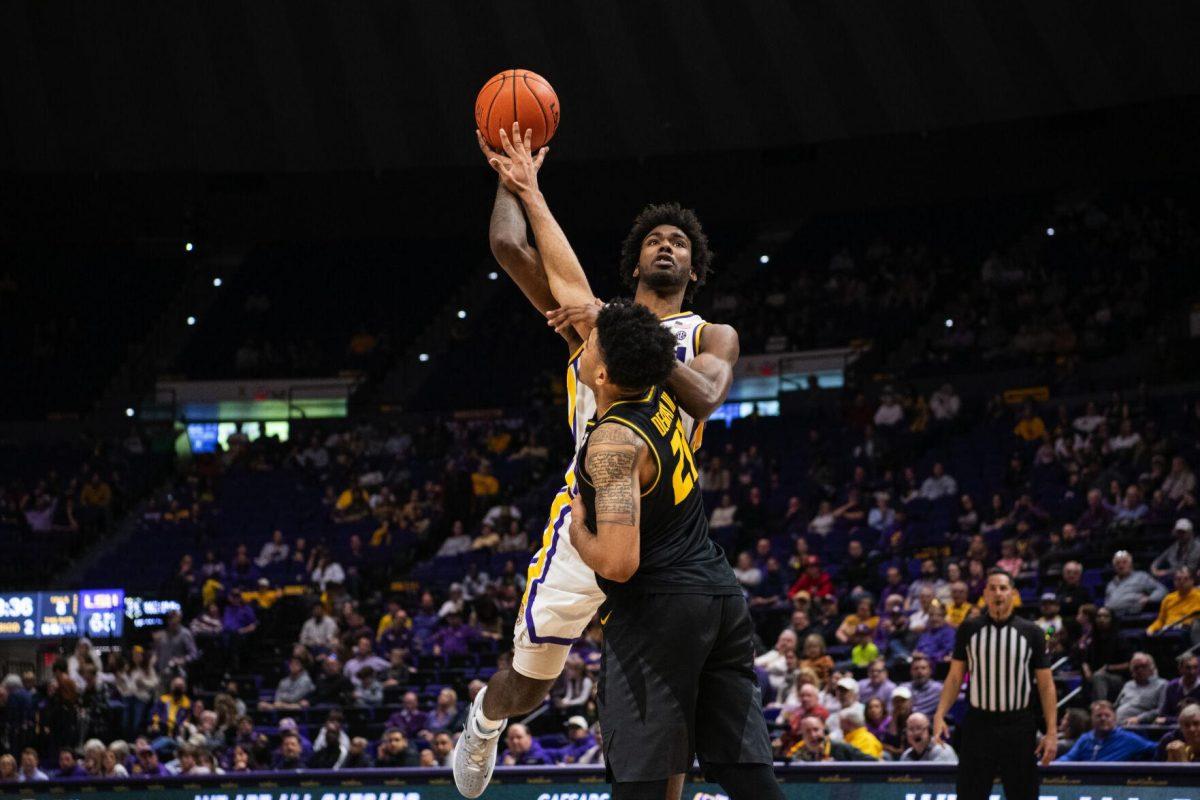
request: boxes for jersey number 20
[670,421,700,505]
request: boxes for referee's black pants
[957,708,1039,800]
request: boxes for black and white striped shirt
[953,613,1049,712]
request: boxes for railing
[17,762,1200,800]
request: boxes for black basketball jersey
[576,386,740,598]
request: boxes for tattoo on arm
[586,424,644,528]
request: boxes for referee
[933,568,1057,800]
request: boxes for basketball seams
[482,75,506,140]
[523,75,549,142]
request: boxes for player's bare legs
[453,658,555,797]
[482,668,555,720]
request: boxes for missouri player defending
[454,124,740,798]
[569,299,781,800]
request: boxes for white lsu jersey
[566,310,709,454]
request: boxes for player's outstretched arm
[666,323,739,422]
[488,122,598,340]
[568,423,644,583]
[476,131,579,349]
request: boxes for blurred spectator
[153,611,198,682]
[790,557,834,599]
[438,521,473,557]
[307,714,350,767]
[386,692,427,739]
[790,715,874,762]
[827,677,863,741]
[1035,594,1064,637]
[919,463,957,501]
[131,742,168,777]
[1082,607,1131,701]
[1056,701,1154,762]
[312,656,353,706]
[79,473,113,513]
[272,731,308,770]
[148,677,191,738]
[733,552,762,589]
[221,590,258,672]
[1104,551,1166,618]
[255,530,289,567]
[710,494,738,529]
[500,723,552,766]
[857,660,895,706]
[421,732,454,768]
[1162,457,1197,503]
[52,748,87,779]
[929,385,960,422]
[1013,403,1047,442]
[1159,703,1200,762]
[344,637,388,686]
[756,630,798,694]
[299,603,340,650]
[17,748,47,782]
[915,604,955,664]
[838,706,883,759]
[343,737,373,769]
[555,716,597,765]
[1146,567,1200,643]
[1115,653,1167,725]
[899,655,943,717]
[1154,654,1200,724]
[258,658,314,711]
[899,712,957,763]
[1150,519,1200,579]
[353,666,383,706]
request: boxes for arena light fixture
[418,353,430,363]
[212,277,223,288]
[487,271,499,281]
[1046,227,1055,236]
[185,242,194,252]
[759,254,770,264]
[125,408,135,418]
[187,316,196,326]
[457,309,467,319]
[944,318,954,328]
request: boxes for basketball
[475,69,560,152]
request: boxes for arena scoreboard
[0,589,124,640]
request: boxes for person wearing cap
[1035,594,1063,637]
[1152,519,1200,580]
[1105,551,1166,618]
[826,677,864,741]
[552,715,597,764]
[789,556,834,599]
[880,686,914,759]
[132,744,169,777]
[1147,567,1200,642]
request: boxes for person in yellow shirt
[839,707,883,759]
[1147,567,1200,638]
[1013,403,1047,442]
[80,473,113,509]
[471,462,500,498]
[836,596,880,643]
[946,582,972,626]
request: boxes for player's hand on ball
[547,299,603,335]
[490,122,545,198]
[1035,732,1056,765]
[477,129,547,175]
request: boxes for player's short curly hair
[618,202,713,303]
[595,299,678,391]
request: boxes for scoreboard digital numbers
[0,590,124,640]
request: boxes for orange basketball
[475,69,560,152]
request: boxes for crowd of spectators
[4,381,1199,781]
[4,190,1200,779]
